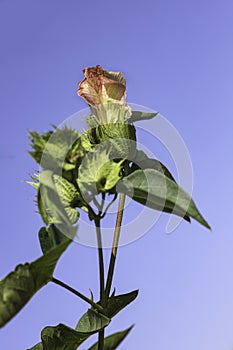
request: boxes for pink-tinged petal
[77,65,126,106]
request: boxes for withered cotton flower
[78,65,131,124]
[78,65,126,106]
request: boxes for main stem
[94,193,126,350]
[94,217,105,350]
[105,193,126,301]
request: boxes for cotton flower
[78,65,131,124]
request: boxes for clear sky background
[0,0,233,349]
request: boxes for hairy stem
[105,193,126,301]
[51,277,104,313]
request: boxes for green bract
[78,147,124,198]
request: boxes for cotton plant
[0,65,210,350]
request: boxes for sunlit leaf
[38,171,79,233]
[28,310,110,350]
[103,290,138,318]
[132,150,175,181]
[76,308,110,332]
[78,148,123,198]
[53,174,81,224]
[117,169,210,229]
[0,234,72,328]
[28,319,109,350]
[29,130,53,165]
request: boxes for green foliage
[38,170,80,231]
[37,187,54,225]
[25,109,210,349]
[88,326,134,350]
[53,174,81,224]
[29,129,53,164]
[96,123,136,143]
[0,264,36,328]
[102,290,139,318]
[29,127,91,174]
[118,169,210,229]
[78,148,123,198]
[0,232,72,328]
[38,225,68,254]
[2,66,212,350]
[129,110,158,123]
[76,309,110,332]
[28,320,108,350]
[29,170,86,228]
[131,150,175,181]
[87,123,137,159]
[27,343,43,350]
[86,116,99,130]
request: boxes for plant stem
[51,277,104,313]
[94,218,105,350]
[94,218,105,303]
[105,193,126,300]
[98,329,105,350]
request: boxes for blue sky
[0,0,233,349]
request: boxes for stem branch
[51,277,104,313]
[94,218,105,303]
[105,193,126,300]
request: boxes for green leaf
[76,308,110,332]
[28,311,110,350]
[129,111,158,123]
[38,225,68,254]
[103,290,138,318]
[78,148,123,198]
[0,234,72,328]
[88,325,134,350]
[53,174,81,224]
[132,150,176,182]
[30,127,80,169]
[28,310,110,350]
[28,320,109,350]
[117,169,210,229]
[129,151,192,218]
[29,130,53,164]
[97,160,123,192]
[27,343,43,350]
[29,127,93,185]
[37,188,53,225]
[38,171,79,233]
